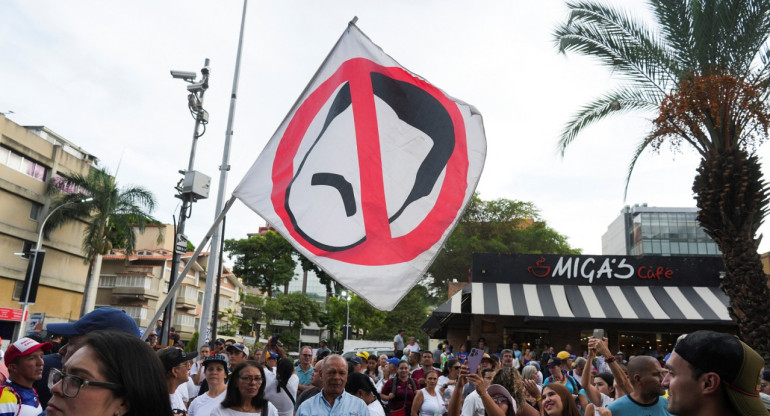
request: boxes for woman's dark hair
[442,359,459,376]
[542,383,581,416]
[83,330,172,416]
[346,373,386,413]
[275,357,294,393]
[221,361,267,409]
[594,372,615,398]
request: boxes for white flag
[234,23,486,310]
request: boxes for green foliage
[260,292,321,352]
[427,194,580,297]
[185,331,199,353]
[45,167,160,260]
[187,240,196,252]
[224,231,297,297]
[218,308,244,337]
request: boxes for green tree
[224,231,296,297]
[262,292,321,352]
[45,167,160,315]
[428,195,580,297]
[554,0,770,359]
[367,285,432,347]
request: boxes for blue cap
[203,353,228,368]
[386,358,401,366]
[267,350,279,359]
[349,356,363,365]
[46,307,140,337]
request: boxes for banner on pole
[234,22,486,310]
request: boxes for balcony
[175,285,199,311]
[110,274,159,301]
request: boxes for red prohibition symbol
[271,58,469,266]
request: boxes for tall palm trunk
[693,148,770,361]
[80,253,103,315]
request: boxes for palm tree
[45,167,160,316]
[554,0,770,359]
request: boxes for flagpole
[143,196,236,337]
[197,0,248,350]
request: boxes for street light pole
[341,291,351,340]
[165,59,211,346]
[15,197,92,341]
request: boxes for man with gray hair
[500,349,519,370]
[296,354,369,416]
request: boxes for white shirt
[461,391,484,416]
[188,390,227,416]
[211,402,279,416]
[264,371,299,416]
[368,399,387,416]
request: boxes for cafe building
[423,253,733,357]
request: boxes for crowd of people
[0,312,768,416]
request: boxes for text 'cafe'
[423,253,732,357]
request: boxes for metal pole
[15,199,88,341]
[164,58,210,346]
[197,0,248,350]
[211,215,226,341]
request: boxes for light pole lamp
[15,197,92,341]
[340,291,351,340]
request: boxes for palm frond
[555,1,678,92]
[649,0,697,72]
[558,87,662,154]
[623,134,657,200]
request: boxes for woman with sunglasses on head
[438,359,460,405]
[45,330,171,416]
[189,354,229,416]
[212,361,277,416]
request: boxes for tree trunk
[693,148,770,362]
[80,253,103,316]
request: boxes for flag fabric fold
[234,22,486,310]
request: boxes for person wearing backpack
[543,358,587,412]
[382,361,417,416]
[0,337,52,416]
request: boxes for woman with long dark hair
[45,330,171,416]
[263,357,297,416]
[347,372,388,416]
[212,361,277,416]
[438,359,460,404]
[541,384,581,416]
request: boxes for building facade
[424,253,733,358]
[0,115,97,340]
[97,224,244,342]
[602,204,720,256]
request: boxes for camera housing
[170,70,197,82]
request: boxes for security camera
[187,81,208,93]
[170,70,197,82]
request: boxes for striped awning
[434,282,732,323]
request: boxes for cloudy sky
[2,1,768,263]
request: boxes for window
[12,281,24,300]
[29,203,42,221]
[121,306,147,320]
[99,275,116,288]
[0,146,48,181]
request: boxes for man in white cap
[0,337,52,416]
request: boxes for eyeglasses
[49,368,123,398]
[651,369,669,378]
[452,366,461,370]
[239,376,263,384]
[302,354,313,357]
